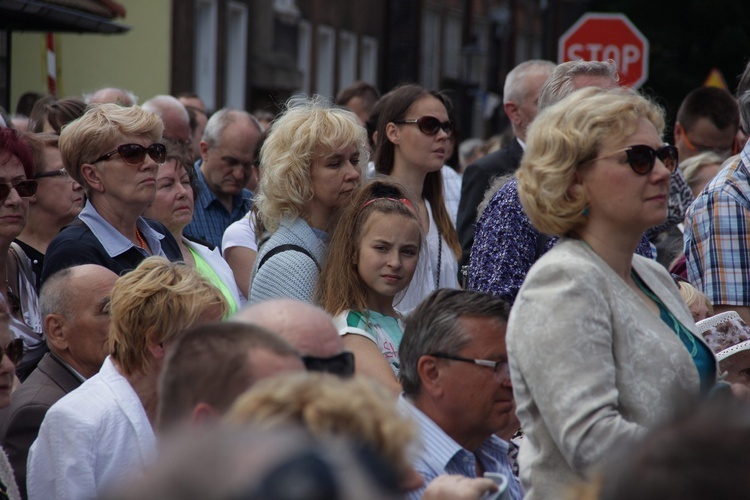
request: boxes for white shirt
[27,357,156,500]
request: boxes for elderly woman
[143,144,243,314]
[507,87,719,499]
[248,95,366,304]
[0,129,44,379]
[374,84,461,313]
[680,150,724,198]
[41,103,182,284]
[27,257,228,500]
[13,133,84,292]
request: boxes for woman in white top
[374,84,460,312]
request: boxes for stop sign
[558,13,649,88]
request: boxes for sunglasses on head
[0,339,24,366]
[301,351,355,377]
[591,144,678,175]
[394,116,454,136]
[0,179,37,202]
[93,143,167,166]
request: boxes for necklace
[135,228,149,252]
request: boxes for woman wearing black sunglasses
[506,88,723,499]
[374,84,461,313]
[0,128,46,381]
[40,103,182,285]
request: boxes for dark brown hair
[373,84,460,257]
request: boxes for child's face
[357,212,420,309]
[689,300,710,322]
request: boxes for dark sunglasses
[93,143,167,165]
[0,180,37,202]
[590,144,678,175]
[394,116,454,136]
[33,168,70,180]
[0,339,24,365]
[301,351,355,377]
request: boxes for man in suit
[456,60,555,268]
[0,264,118,498]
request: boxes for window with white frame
[194,0,217,110]
[297,20,311,95]
[225,1,248,109]
[316,25,335,99]
[338,31,357,90]
[360,36,378,85]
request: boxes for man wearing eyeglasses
[183,109,261,248]
[234,299,355,378]
[398,289,522,500]
[685,61,750,325]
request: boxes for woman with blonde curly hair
[226,371,424,493]
[507,87,720,499]
[249,95,367,304]
[27,257,228,500]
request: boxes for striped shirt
[684,143,750,306]
[399,395,523,500]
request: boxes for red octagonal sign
[558,13,649,88]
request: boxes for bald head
[86,87,137,107]
[233,299,344,358]
[142,95,191,144]
[41,264,119,378]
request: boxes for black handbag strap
[257,244,321,272]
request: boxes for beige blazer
[507,239,716,500]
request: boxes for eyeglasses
[0,180,38,202]
[430,352,510,377]
[0,339,24,365]
[33,168,70,180]
[393,116,454,136]
[589,144,678,175]
[93,143,167,166]
[302,351,355,377]
[683,131,736,158]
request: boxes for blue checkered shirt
[684,142,750,306]
[399,396,523,500]
[183,160,253,249]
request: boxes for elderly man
[183,109,262,248]
[142,95,192,146]
[157,322,303,430]
[85,87,137,107]
[27,258,228,500]
[0,264,118,498]
[469,60,629,303]
[456,60,555,268]
[234,299,354,377]
[398,289,522,500]
[685,61,750,324]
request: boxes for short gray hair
[202,108,261,149]
[737,59,750,133]
[503,60,556,105]
[399,289,511,397]
[39,268,76,343]
[538,59,618,110]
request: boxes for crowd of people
[0,55,748,499]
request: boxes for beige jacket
[507,239,716,499]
